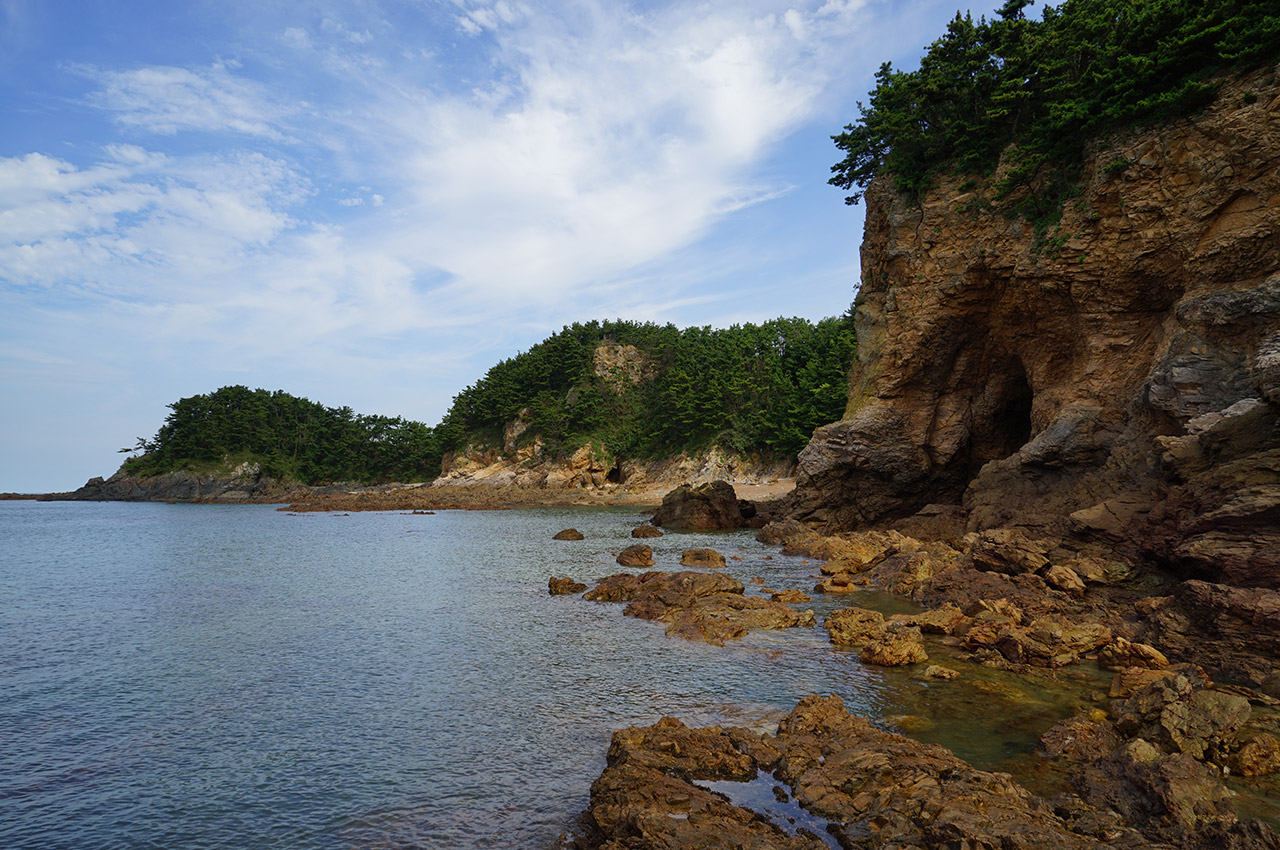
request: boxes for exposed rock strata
[787,71,1280,590]
[438,439,793,494]
[652,480,747,530]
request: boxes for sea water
[0,501,1098,849]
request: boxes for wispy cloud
[9,0,872,342]
[85,60,295,138]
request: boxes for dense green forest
[831,0,1280,219]
[435,316,858,462]
[123,315,857,484]
[121,386,442,484]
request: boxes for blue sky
[2,0,990,492]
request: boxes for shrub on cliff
[831,0,1280,209]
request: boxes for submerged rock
[553,528,585,541]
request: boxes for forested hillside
[435,316,857,461]
[831,0,1280,219]
[121,315,857,485]
[121,386,442,485]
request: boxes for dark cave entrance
[606,464,625,484]
[969,358,1035,471]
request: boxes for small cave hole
[997,372,1035,457]
[970,359,1035,470]
[606,465,625,484]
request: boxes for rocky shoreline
[550,485,1280,849]
[40,454,797,513]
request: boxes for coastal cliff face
[790,70,1280,585]
[436,440,793,494]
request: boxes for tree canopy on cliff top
[831,0,1280,208]
[435,315,858,462]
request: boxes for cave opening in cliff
[969,359,1034,473]
[992,368,1034,459]
[606,464,625,484]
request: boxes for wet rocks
[616,544,654,567]
[770,589,812,604]
[1040,712,1123,762]
[662,595,815,645]
[583,570,813,645]
[553,528,585,541]
[860,623,928,666]
[549,576,587,595]
[1075,742,1239,837]
[825,606,885,647]
[652,480,744,530]
[578,695,1116,850]
[580,681,1280,850]
[923,664,960,679]
[583,716,827,850]
[888,601,968,635]
[585,570,741,606]
[825,607,929,666]
[679,548,726,569]
[964,613,1111,668]
[769,695,1109,848]
[630,525,663,538]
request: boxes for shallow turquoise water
[1,501,910,850]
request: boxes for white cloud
[346,0,865,312]
[4,0,880,361]
[87,61,292,138]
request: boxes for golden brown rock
[616,544,654,567]
[679,548,726,569]
[787,72,1280,589]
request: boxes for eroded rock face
[787,71,1280,587]
[652,480,744,529]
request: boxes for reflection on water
[1,502,1107,850]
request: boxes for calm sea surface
[0,500,1091,849]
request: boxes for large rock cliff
[790,69,1280,586]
